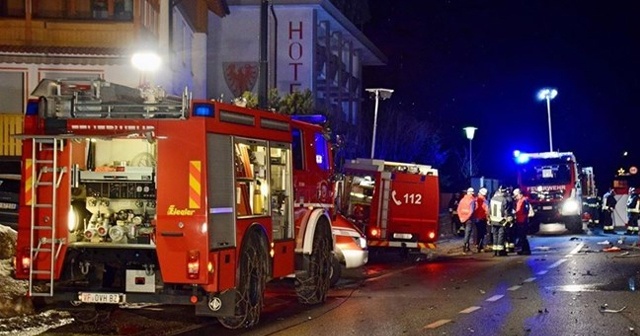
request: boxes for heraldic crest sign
[223,62,259,97]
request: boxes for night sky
[362,0,639,192]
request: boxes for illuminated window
[314,131,330,171]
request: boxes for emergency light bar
[291,114,326,125]
[513,150,575,164]
[192,103,214,117]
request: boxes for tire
[218,228,268,329]
[566,216,583,234]
[329,256,342,287]
[295,219,332,305]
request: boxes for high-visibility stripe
[24,159,32,206]
[188,161,201,209]
[368,240,437,249]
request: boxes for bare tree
[374,105,448,167]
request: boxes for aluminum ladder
[27,137,67,297]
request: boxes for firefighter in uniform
[473,188,490,253]
[601,187,616,233]
[626,187,640,235]
[457,187,476,253]
[583,195,600,229]
[513,188,531,255]
[503,187,516,253]
[490,187,513,256]
[448,191,464,236]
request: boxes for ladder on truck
[26,136,67,297]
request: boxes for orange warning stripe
[188,161,201,209]
[24,159,32,206]
[368,240,437,249]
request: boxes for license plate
[393,233,412,239]
[79,292,125,304]
[542,206,553,210]
[0,202,16,210]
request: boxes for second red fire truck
[14,78,336,329]
[335,158,440,257]
[514,151,585,233]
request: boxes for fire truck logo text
[223,62,259,97]
[167,205,195,216]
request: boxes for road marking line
[537,270,548,275]
[486,295,504,302]
[569,242,585,255]
[424,319,451,329]
[366,266,415,282]
[524,277,536,283]
[459,306,481,314]
[548,259,567,269]
[508,285,521,291]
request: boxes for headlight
[562,199,580,214]
[357,237,367,249]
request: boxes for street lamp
[463,126,477,177]
[365,88,394,159]
[537,88,558,152]
[131,51,161,87]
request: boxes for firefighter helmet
[479,188,488,196]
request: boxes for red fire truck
[513,151,584,233]
[13,78,335,329]
[335,158,440,256]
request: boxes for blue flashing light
[25,100,39,116]
[514,151,530,164]
[192,103,214,117]
[291,114,326,125]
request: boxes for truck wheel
[218,228,268,329]
[329,256,342,287]
[295,219,332,304]
[566,216,583,234]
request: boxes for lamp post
[463,126,477,177]
[365,88,394,159]
[537,88,558,152]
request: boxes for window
[0,72,24,113]
[0,0,25,17]
[234,140,268,217]
[292,128,303,170]
[314,131,330,171]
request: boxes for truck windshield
[519,163,572,186]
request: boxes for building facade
[0,0,227,156]
[208,0,386,162]
[0,0,384,161]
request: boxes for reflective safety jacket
[457,194,476,223]
[489,193,512,226]
[514,196,530,224]
[473,195,489,221]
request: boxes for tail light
[369,228,380,238]
[428,231,436,240]
[187,251,200,279]
[20,249,31,274]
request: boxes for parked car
[0,159,20,230]
[330,214,368,286]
